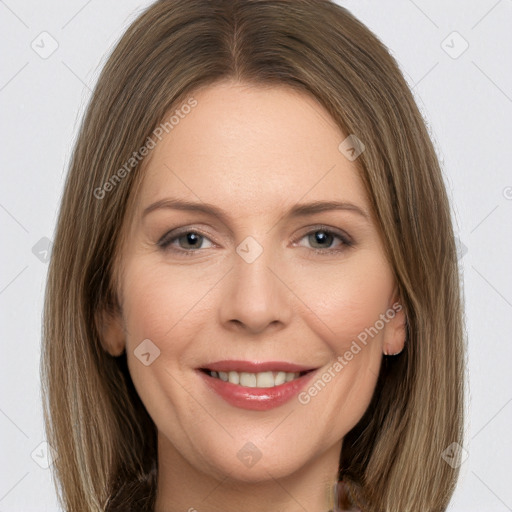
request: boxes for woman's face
[104,80,405,483]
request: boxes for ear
[95,306,126,357]
[382,299,407,356]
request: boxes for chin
[208,439,314,483]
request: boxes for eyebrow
[142,198,370,222]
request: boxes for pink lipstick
[196,360,318,411]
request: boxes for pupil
[312,230,332,248]
[183,232,200,248]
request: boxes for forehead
[135,81,368,217]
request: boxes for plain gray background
[1,0,511,510]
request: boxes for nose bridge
[220,233,292,333]
[234,234,280,303]
[235,234,275,288]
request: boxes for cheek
[292,253,395,354]
[120,259,219,406]
[121,247,394,358]
[296,256,392,427]
[120,262,207,428]
[120,260,216,346]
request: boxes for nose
[219,241,293,335]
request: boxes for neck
[154,431,342,512]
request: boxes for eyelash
[157,225,353,257]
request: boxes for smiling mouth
[199,368,313,388]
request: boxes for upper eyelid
[157,226,219,247]
[158,225,230,246]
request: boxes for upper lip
[198,360,318,373]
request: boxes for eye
[158,230,214,254]
[295,227,352,253]
[157,226,353,256]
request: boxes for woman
[41,1,466,511]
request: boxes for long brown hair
[41,1,466,510]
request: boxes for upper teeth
[209,370,302,388]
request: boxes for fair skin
[100,80,406,512]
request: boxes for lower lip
[197,369,317,411]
